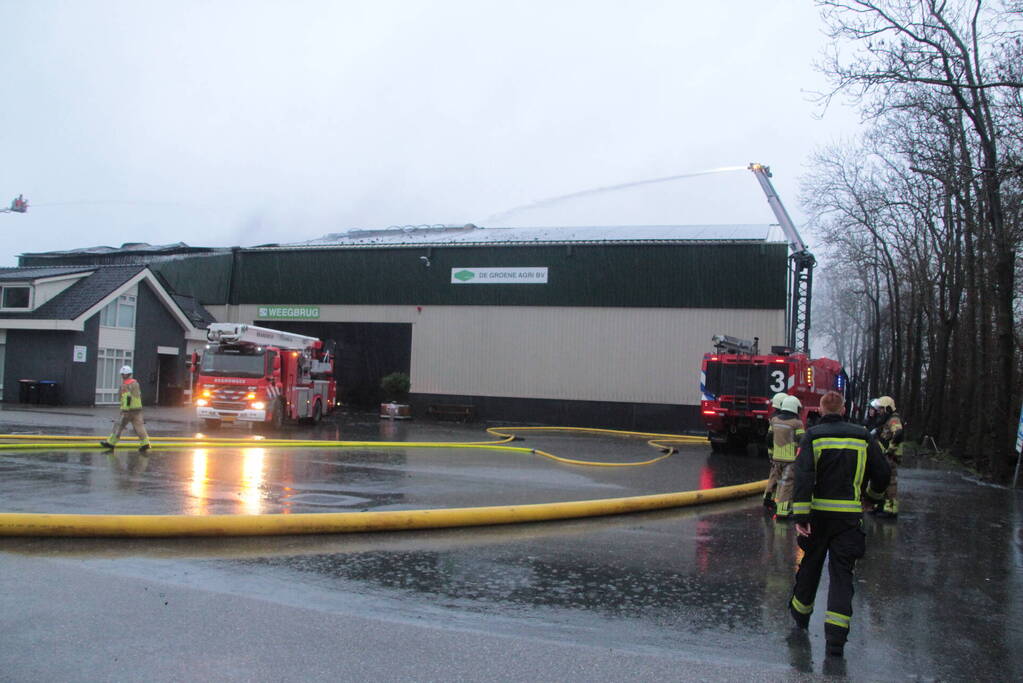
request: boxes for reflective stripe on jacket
[792,415,890,521]
[120,378,143,411]
[770,412,805,462]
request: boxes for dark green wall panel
[218,243,786,309]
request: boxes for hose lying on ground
[0,427,768,538]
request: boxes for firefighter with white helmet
[99,365,151,452]
[871,395,902,518]
[771,394,805,520]
[863,398,885,433]
[763,392,790,509]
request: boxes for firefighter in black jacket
[788,390,890,658]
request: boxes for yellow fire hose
[0,427,768,538]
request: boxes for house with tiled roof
[0,265,208,406]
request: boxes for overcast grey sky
[0,1,859,266]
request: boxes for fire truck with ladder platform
[194,323,337,431]
[699,164,847,454]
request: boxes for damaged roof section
[19,242,228,266]
[18,226,787,263]
[266,223,785,249]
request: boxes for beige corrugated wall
[208,304,784,406]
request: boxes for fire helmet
[771,392,789,410]
[781,395,802,414]
[876,396,896,411]
[119,365,133,375]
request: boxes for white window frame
[0,284,32,311]
[99,294,137,329]
[95,348,134,405]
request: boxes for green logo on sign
[454,270,475,281]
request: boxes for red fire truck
[699,335,846,454]
[695,164,847,454]
[194,323,337,431]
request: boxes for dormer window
[100,294,136,328]
[1,285,31,310]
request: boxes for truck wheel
[256,401,285,434]
[202,419,221,431]
[270,399,285,431]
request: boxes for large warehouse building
[19,224,788,431]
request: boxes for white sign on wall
[451,267,548,284]
[73,345,87,363]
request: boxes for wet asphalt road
[1,405,1021,681]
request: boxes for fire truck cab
[699,335,845,455]
[194,323,337,432]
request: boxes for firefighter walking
[769,395,805,521]
[100,366,151,452]
[763,392,788,509]
[869,396,903,518]
[789,390,890,658]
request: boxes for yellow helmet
[877,396,896,411]
[771,392,789,409]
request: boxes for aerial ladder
[206,323,320,351]
[748,163,816,354]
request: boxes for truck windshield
[704,362,771,399]
[200,348,266,378]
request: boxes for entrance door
[254,321,412,408]
[156,347,181,406]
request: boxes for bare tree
[805,0,1022,479]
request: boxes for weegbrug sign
[257,306,320,319]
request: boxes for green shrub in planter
[380,372,411,402]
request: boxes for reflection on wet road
[0,429,763,516]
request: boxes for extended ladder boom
[748,163,808,254]
[206,323,319,351]
[747,162,816,354]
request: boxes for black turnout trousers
[793,514,866,643]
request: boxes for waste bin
[36,380,61,405]
[18,379,38,404]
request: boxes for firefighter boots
[789,598,810,630]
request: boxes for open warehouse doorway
[255,321,411,408]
